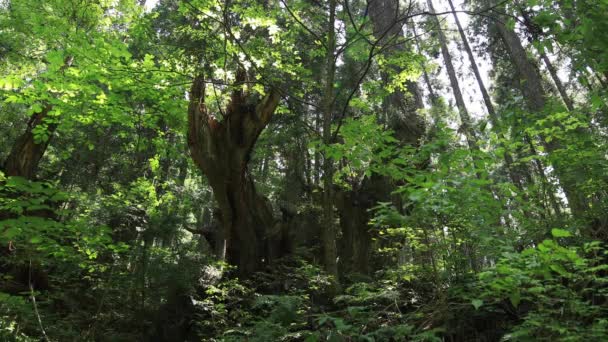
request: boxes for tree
[492,11,588,216]
[427,0,478,152]
[368,0,425,144]
[187,72,280,274]
[319,0,340,287]
[447,0,528,191]
[2,0,608,340]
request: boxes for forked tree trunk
[187,73,280,276]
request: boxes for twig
[29,260,50,342]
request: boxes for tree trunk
[187,72,280,276]
[335,189,372,275]
[411,22,438,106]
[518,8,575,112]
[368,0,425,145]
[362,0,427,275]
[540,52,574,111]
[3,105,55,179]
[335,174,394,275]
[2,56,73,179]
[321,0,340,289]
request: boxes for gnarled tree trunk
[187,73,280,276]
[2,56,73,180]
[3,105,55,179]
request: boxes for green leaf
[304,334,319,342]
[551,228,571,238]
[471,299,483,310]
[506,18,516,30]
[142,54,155,68]
[509,291,521,307]
[549,264,570,277]
[29,236,43,244]
[327,331,343,342]
[30,103,44,114]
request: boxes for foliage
[474,231,608,340]
[0,0,607,341]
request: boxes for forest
[1,0,607,340]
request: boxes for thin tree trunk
[518,8,575,111]
[314,109,321,186]
[321,0,340,289]
[411,23,438,106]
[448,0,494,123]
[427,0,477,151]
[541,52,574,111]
[524,134,563,217]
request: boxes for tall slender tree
[492,12,587,216]
[519,9,575,111]
[447,0,530,191]
[426,0,477,151]
[320,0,340,287]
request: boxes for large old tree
[187,72,280,275]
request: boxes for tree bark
[187,72,280,276]
[540,52,574,111]
[335,189,372,275]
[410,22,438,106]
[518,8,575,112]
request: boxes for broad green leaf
[551,228,571,238]
[29,236,43,244]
